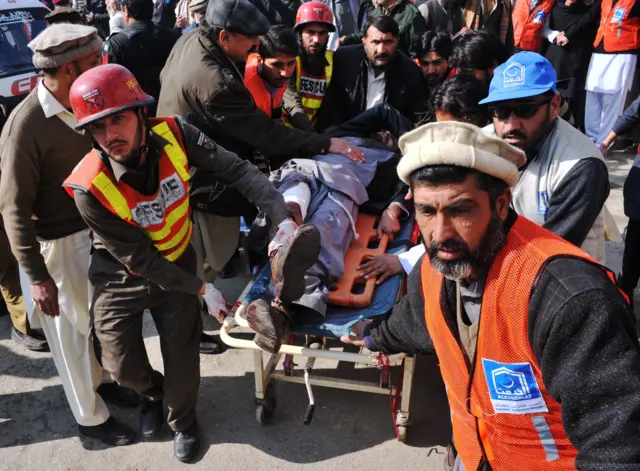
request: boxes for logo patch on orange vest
[482,359,548,414]
[132,174,185,227]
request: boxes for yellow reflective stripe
[148,215,191,251]
[92,172,132,221]
[164,223,193,262]
[143,197,190,241]
[151,121,190,182]
[325,51,333,87]
[301,97,323,109]
[295,56,302,90]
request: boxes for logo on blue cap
[503,62,525,89]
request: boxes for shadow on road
[0,349,451,463]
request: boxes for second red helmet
[294,2,336,33]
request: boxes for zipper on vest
[465,289,490,469]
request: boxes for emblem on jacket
[482,359,548,414]
[537,190,550,217]
[533,9,545,23]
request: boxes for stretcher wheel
[255,385,277,424]
[396,425,408,443]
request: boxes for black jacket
[84,0,110,38]
[106,20,180,113]
[152,0,178,29]
[367,211,640,469]
[316,45,430,131]
[250,0,301,27]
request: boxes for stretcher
[221,214,418,442]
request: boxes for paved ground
[0,151,636,470]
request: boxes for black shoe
[140,398,164,438]
[11,326,49,352]
[78,417,137,446]
[245,299,291,353]
[97,382,140,408]
[173,422,200,463]
[217,261,236,279]
[199,332,224,355]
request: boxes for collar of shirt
[107,131,167,193]
[380,0,404,14]
[37,80,82,132]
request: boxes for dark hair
[410,165,508,205]
[121,0,153,21]
[450,30,508,71]
[431,75,491,127]
[363,15,399,38]
[258,25,300,59]
[412,30,452,60]
[41,67,60,77]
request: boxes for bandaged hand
[268,218,297,257]
[203,283,228,322]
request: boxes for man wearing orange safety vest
[512,0,555,51]
[62,64,310,463]
[343,122,640,469]
[585,0,640,149]
[244,25,299,119]
[282,1,335,131]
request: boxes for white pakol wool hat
[397,121,526,187]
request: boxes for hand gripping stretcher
[220,213,419,442]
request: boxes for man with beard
[317,15,430,131]
[343,121,640,470]
[157,0,360,352]
[63,64,309,461]
[282,2,336,131]
[481,52,610,263]
[245,25,299,120]
[412,31,453,95]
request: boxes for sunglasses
[489,98,553,119]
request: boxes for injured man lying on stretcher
[245,104,415,353]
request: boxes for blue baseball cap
[479,52,556,105]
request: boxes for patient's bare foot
[270,224,321,304]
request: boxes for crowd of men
[2,0,640,467]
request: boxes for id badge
[611,7,626,23]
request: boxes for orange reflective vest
[594,0,640,52]
[421,216,618,470]
[244,53,287,118]
[63,117,193,263]
[513,0,555,51]
[284,51,334,128]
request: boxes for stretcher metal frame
[220,279,416,442]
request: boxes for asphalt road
[0,151,635,471]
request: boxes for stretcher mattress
[242,218,415,339]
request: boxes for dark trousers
[620,219,640,307]
[89,246,202,431]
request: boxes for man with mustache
[0,23,138,447]
[63,63,309,461]
[482,52,610,263]
[412,31,453,95]
[245,25,299,120]
[344,121,640,470]
[157,0,359,354]
[317,15,430,131]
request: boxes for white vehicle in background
[0,0,49,130]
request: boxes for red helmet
[294,2,336,33]
[70,64,155,128]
